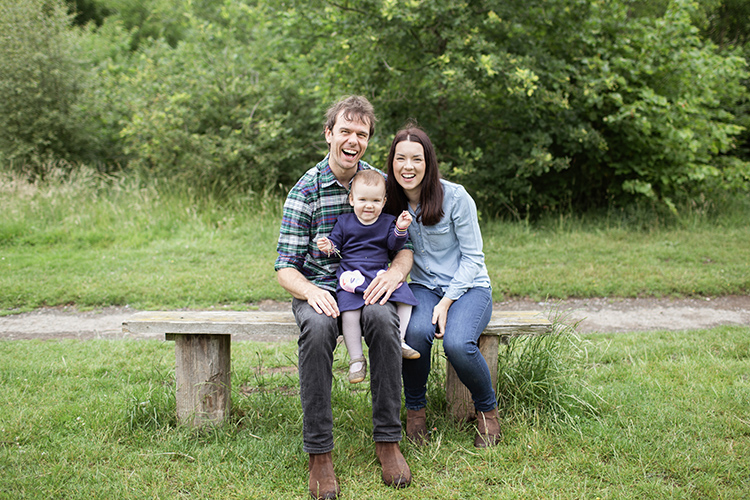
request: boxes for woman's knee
[443,335,478,360]
[405,322,435,350]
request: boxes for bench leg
[445,334,499,421]
[173,334,231,427]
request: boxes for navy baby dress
[326,213,418,312]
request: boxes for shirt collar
[318,153,368,190]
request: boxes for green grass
[1,168,749,498]
[1,167,749,313]
[1,325,748,499]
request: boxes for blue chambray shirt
[407,179,491,300]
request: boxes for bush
[279,0,750,214]
[0,0,87,174]
[102,4,325,194]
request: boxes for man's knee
[362,302,397,326]
[295,301,339,346]
[361,302,398,341]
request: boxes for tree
[0,0,87,174]
[277,0,749,214]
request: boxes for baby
[318,169,419,383]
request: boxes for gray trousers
[292,298,403,454]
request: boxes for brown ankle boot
[308,452,339,499]
[406,408,428,445]
[474,408,501,448]
[375,442,412,488]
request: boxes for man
[275,95,413,499]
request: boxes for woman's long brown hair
[384,127,444,226]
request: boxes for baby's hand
[396,211,412,231]
[317,237,334,255]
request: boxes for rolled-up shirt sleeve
[275,190,313,272]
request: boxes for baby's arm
[389,211,412,252]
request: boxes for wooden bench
[123,310,551,427]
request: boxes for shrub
[0,0,87,174]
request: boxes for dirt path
[1,296,748,341]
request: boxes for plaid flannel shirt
[275,155,378,291]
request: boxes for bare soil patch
[1,296,748,341]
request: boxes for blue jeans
[402,285,496,413]
[292,298,403,454]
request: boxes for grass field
[1,325,748,499]
[1,168,748,313]
[1,168,749,499]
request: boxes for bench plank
[123,311,298,338]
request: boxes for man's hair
[350,169,386,193]
[325,95,377,139]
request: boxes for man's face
[349,181,386,225]
[325,111,370,179]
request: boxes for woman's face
[392,140,425,201]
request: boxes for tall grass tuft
[495,307,598,426]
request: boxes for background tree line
[1,0,748,216]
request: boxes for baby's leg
[397,303,420,359]
[341,308,366,382]
[396,303,412,342]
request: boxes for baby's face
[349,181,386,225]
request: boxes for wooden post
[170,333,231,428]
[445,311,552,421]
[446,334,500,420]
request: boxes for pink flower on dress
[340,270,365,293]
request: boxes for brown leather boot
[474,408,501,448]
[375,442,412,488]
[406,408,428,445]
[308,452,339,499]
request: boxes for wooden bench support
[123,311,295,428]
[445,310,552,421]
[123,309,551,427]
[169,333,231,428]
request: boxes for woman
[384,126,499,448]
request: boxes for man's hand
[363,248,413,305]
[306,286,340,318]
[363,266,405,305]
[277,267,340,317]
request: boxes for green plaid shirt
[275,154,379,291]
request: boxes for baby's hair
[350,169,386,192]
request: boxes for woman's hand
[432,296,454,338]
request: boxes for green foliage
[495,314,593,423]
[2,0,749,211]
[0,0,88,174]
[284,0,749,214]
[90,2,326,194]
[2,328,749,498]
[2,167,749,312]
